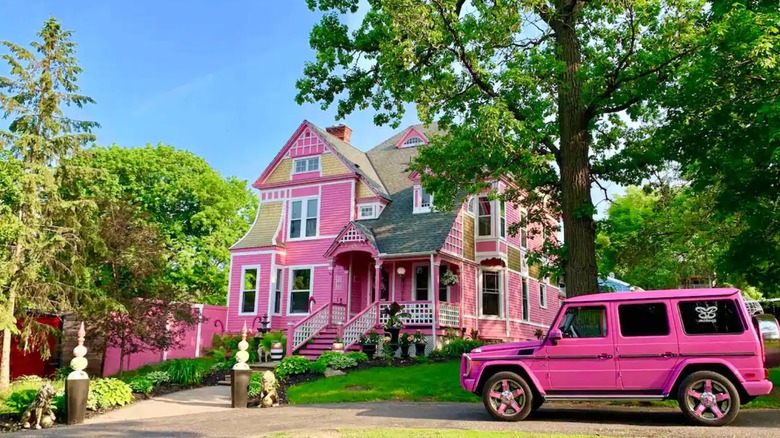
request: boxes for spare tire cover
[756,314,780,369]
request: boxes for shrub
[428,349,447,361]
[12,375,45,384]
[4,389,37,414]
[87,378,133,410]
[327,355,358,370]
[248,373,262,398]
[145,371,171,385]
[441,338,485,358]
[53,366,73,380]
[127,377,154,394]
[345,351,369,364]
[221,334,261,363]
[161,359,203,386]
[275,356,311,380]
[260,331,287,355]
[314,351,342,367]
[413,355,430,364]
[309,359,326,375]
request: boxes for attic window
[293,156,320,174]
[402,136,424,147]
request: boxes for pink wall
[102,305,227,376]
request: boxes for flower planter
[361,343,377,358]
[414,343,426,356]
[400,344,410,359]
[270,342,284,361]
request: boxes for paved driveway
[14,401,780,437]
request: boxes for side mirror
[548,328,563,345]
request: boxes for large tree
[627,1,780,295]
[297,0,706,295]
[66,144,257,304]
[0,18,98,390]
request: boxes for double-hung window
[272,268,283,314]
[293,156,320,174]
[500,201,506,238]
[289,268,313,314]
[522,279,529,321]
[539,283,547,308]
[438,266,450,302]
[478,197,492,236]
[481,270,501,316]
[414,266,430,301]
[240,267,258,314]
[289,198,318,239]
[420,189,432,208]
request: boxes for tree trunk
[554,7,600,297]
[0,297,13,391]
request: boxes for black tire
[677,371,740,426]
[481,371,534,422]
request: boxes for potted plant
[332,337,344,352]
[382,302,411,348]
[270,341,284,361]
[398,332,415,359]
[441,269,459,286]
[358,330,380,358]
[412,330,427,356]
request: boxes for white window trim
[401,136,424,147]
[413,186,433,214]
[291,156,321,175]
[288,196,320,240]
[479,267,504,318]
[238,265,261,316]
[477,196,494,238]
[411,262,431,301]
[357,203,380,220]
[499,200,506,239]
[540,282,548,309]
[271,267,284,316]
[521,278,530,321]
[466,196,477,217]
[288,266,314,315]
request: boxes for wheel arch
[664,360,748,401]
[474,362,545,399]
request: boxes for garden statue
[21,384,56,430]
[260,370,279,408]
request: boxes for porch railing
[438,303,460,328]
[287,302,331,355]
[331,303,347,326]
[340,302,380,350]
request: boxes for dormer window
[413,186,433,214]
[293,156,320,174]
[401,136,424,147]
[358,203,380,220]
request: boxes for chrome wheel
[487,379,526,417]
[684,378,732,421]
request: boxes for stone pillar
[231,322,252,408]
[66,322,89,425]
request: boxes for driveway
[13,402,780,437]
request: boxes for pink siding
[291,186,319,197]
[292,171,320,181]
[476,240,497,253]
[442,205,465,256]
[227,253,273,333]
[319,182,352,235]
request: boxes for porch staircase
[295,326,354,360]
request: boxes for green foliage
[314,351,343,368]
[428,349,447,362]
[345,351,368,364]
[260,331,287,355]
[127,377,154,394]
[160,359,204,386]
[308,359,327,375]
[4,389,36,414]
[413,355,430,365]
[441,339,485,359]
[327,355,358,370]
[248,373,262,398]
[53,366,73,380]
[220,334,261,363]
[87,378,133,411]
[144,371,171,386]
[275,356,312,380]
[358,330,381,345]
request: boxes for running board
[544,394,667,402]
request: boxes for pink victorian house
[226,121,562,358]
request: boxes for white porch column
[431,254,439,347]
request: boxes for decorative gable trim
[323,222,378,258]
[395,126,429,149]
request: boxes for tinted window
[618,303,670,337]
[679,300,744,335]
[559,306,607,338]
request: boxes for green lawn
[269,429,610,438]
[287,360,780,409]
[286,361,478,404]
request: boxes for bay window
[289,198,318,239]
[240,267,259,314]
[289,268,313,314]
[481,270,501,317]
[478,197,492,236]
[500,200,506,238]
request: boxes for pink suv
[460,288,779,426]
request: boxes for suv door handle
[597,353,613,359]
[660,352,677,358]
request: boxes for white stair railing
[287,303,331,354]
[341,303,379,349]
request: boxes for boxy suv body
[460,288,779,426]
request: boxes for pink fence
[102,304,227,376]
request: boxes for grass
[287,360,780,409]
[286,361,479,404]
[268,429,610,438]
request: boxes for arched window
[402,136,424,147]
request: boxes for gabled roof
[324,221,379,258]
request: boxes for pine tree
[0,18,98,390]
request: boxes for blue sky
[0,0,418,184]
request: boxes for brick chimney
[326,124,352,143]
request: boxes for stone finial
[68,322,88,380]
[233,322,250,370]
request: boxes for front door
[615,300,679,391]
[545,304,618,391]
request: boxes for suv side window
[559,306,607,338]
[678,299,744,335]
[618,303,670,337]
